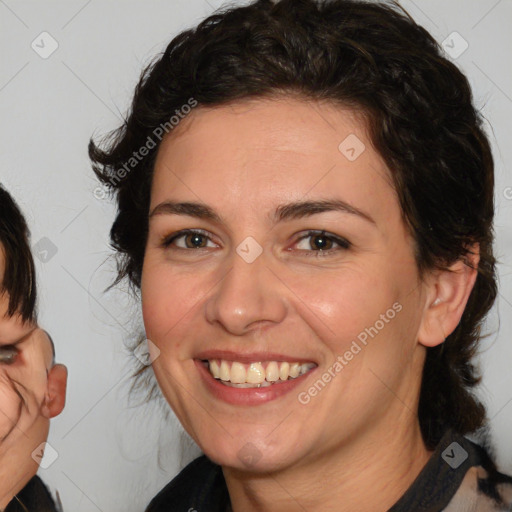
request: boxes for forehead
[151,96,396,227]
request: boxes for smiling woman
[89,0,512,511]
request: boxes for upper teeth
[207,359,316,384]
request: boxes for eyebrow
[148,199,376,225]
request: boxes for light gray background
[1,1,511,511]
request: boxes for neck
[0,465,34,510]
[223,416,432,512]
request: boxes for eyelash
[0,345,20,365]
[161,229,351,257]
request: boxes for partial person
[0,184,67,511]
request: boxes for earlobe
[41,363,68,419]
[418,245,479,348]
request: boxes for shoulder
[448,438,512,511]
[145,455,229,512]
[390,429,512,512]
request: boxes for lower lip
[194,359,316,406]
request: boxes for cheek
[141,256,172,327]
[296,266,397,345]
[140,260,204,350]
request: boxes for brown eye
[309,233,335,250]
[0,345,19,365]
[182,232,208,248]
[294,230,351,255]
[162,229,217,250]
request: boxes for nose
[204,245,287,336]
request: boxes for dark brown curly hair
[89,0,496,449]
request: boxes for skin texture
[0,247,68,509]
[141,96,478,512]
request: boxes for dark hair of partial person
[89,0,496,449]
[0,184,37,323]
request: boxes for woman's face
[141,97,430,471]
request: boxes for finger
[0,371,24,444]
[0,370,42,448]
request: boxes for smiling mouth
[201,359,317,388]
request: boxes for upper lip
[195,349,317,365]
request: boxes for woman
[90,0,512,510]
[0,185,67,511]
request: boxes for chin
[198,431,302,473]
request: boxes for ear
[41,364,68,419]
[417,245,479,348]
